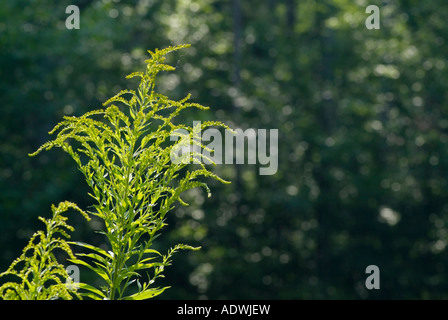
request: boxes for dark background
[1,0,448,299]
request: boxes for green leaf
[77,283,107,300]
[68,241,113,259]
[68,258,110,284]
[124,287,168,300]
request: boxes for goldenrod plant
[0,44,230,300]
[0,202,89,300]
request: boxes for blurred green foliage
[2,0,448,299]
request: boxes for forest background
[1,0,448,299]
